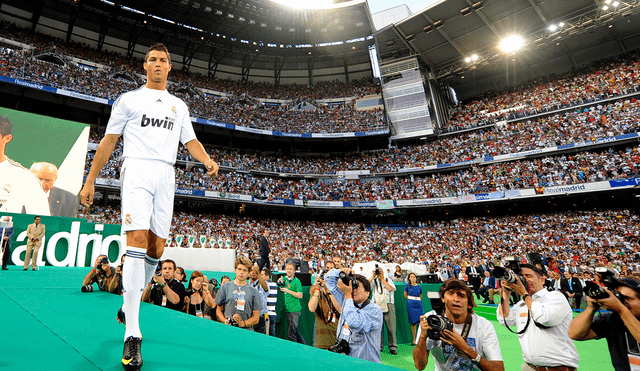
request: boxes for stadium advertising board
[0,107,89,217]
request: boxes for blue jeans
[268,315,277,337]
[287,311,306,344]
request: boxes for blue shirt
[325,269,383,363]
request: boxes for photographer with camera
[569,270,640,371]
[215,256,260,329]
[279,261,306,344]
[413,278,503,371]
[497,263,579,371]
[141,259,187,312]
[82,255,115,293]
[325,267,383,363]
[369,264,398,355]
[108,254,126,295]
[248,265,268,333]
[308,265,342,349]
[183,271,216,318]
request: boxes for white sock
[143,255,160,286]
[122,246,146,341]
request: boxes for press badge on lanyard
[625,332,640,371]
[237,298,245,311]
[161,295,167,307]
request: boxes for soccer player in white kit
[80,43,219,371]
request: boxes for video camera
[584,267,625,304]
[426,314,454,341]
[492,256,525,285]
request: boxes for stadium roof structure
[5,0,376,83]
[374,0,640,99]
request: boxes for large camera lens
[492,266,517,283]
[81,284,94,293]
[427,315,444,331]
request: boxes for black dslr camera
[339,271,359,289]
[154,260,163,276]
[584,267,625,304]
[276,277,287,288]
[96,256,109,271]
[426,314,454,340]
[492,256,525,285]
[226,317,239,327]
[209,277,218,288]
[374,264,382,276]
[328,339,351,355]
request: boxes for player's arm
[184,139,219,177]
[80,134,120,206]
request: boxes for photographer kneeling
[569,271,640,371]
[82,255,115,293]
[497,264,579,371]
[325,267,383,363]
[413,278,504,371]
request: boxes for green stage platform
[0,267,612,371]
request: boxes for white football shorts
[120,158,175,239]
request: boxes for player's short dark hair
[0,116,12,137]
[145,43,171,63]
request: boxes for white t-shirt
[0,158,51,216]
[106,86,197,165]
[416,310,503,371]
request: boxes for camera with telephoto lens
[154,260,163,276]
[492,256,526,285]
[226,317,239,327]
[81,284,94,293]
[276,277,286,288]
[584,267,625,304]
[339,271,360,289]
[328,339,351,355]
[426,314,454,340]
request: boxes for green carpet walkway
[0,267,612,370]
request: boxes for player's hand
[205,160,219,177]
[79,183,95,207]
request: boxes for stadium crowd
[442,50,640,133]
[80,206,639,280]
[86,143,640,201]
[0,22,385,134]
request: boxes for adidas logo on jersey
[140,114,175,130]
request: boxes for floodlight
[549,25,557,32]
[465,57,471,63]
[605,0,611,4]
[613,1,619,6]
[498,35,525,53]
[559,22,565,27]
[471,54,478,61]
[603,5,609,10]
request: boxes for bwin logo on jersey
[140,114,175,130]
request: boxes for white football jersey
[106,86,197,165]
[0,158,51,216]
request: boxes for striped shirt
[266,280,278,316]
[325,269,383,363]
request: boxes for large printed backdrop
[0,107,89,213]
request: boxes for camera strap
[460,313,473,341]
[501,304,549,335]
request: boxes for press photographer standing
[325,267,383,363]
[569,276,640,371]
[370,265,398,355]
[497,264,579,371]
[413,278,503,371]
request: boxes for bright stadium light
[499,35,525,53]
[270,0,334,9]
[548,24,557,32]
